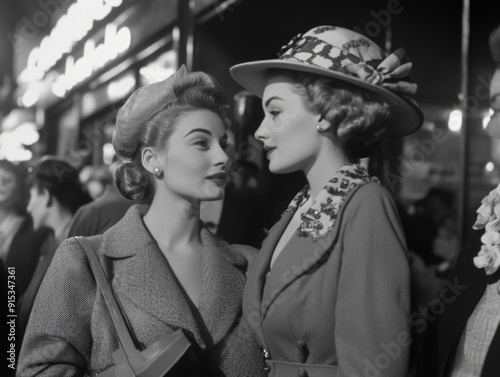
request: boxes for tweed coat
[17,205,267,377]
[243,181,411,377]
[416,242,500,377]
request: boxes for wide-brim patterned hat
[230,26,424,138]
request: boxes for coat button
[297,368,308,377]
[263,348,269,359]
[296,341,309,363]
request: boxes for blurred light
[2,109,36,131]
[486,161,495,172]
[103,143,115,165]
[172,27,180,43]
[483,108,495,129]
[107,74,136,101]
[5,149,32,162]
[51,24,131,97]
[21,87,40,107]
[421,121,436,132]
[448,109,462,132]
[0,131,33,162]
[19,0,124,84]
[15,122,39,146]
[139,50,177,85]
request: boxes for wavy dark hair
[266,69,391,161]
[114,71,229,203]
[0,160,29,215]
[29,157,92,215]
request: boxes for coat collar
[243,165,377,343]
[285,163,377,240]
[99,204,247,349]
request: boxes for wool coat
[243,181,411,377]
[416,242,500,377]
[17,205,266,377]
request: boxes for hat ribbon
[279,32,417,96]
[343,48,417,95]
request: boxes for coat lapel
[243,211,293,345]
[261,215,339,318]
[198,228,248,347]
[99,205,203,346]
[99,205,249,350]
[254,176,371,321]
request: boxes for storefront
[10,0,235,167]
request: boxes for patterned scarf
[285,164,378,240]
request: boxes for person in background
[79,165,108,199]
[416,24,500,377]
[0,160,49,297]
[16,157,92,361]
[230,25,423,377]
[404,187,456,266]
[17,67,267,376]
[67,158,134,237]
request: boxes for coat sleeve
[335,183,411,377]
[16,237,97,377]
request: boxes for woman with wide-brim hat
[230,25,424,377]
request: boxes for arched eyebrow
[264,96,283,108]
[183,128,212,138]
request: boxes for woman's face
[157,109,229,202]
[254,76,323,174]
[0,167,18,209]
[27,186,49,230]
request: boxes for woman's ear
[141,147,162,177]
[316,115,332,133]
[41,188,52,208]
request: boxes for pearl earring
[153,167,161,176]
[317,115,328,132]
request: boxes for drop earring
[317,116,331,132]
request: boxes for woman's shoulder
[353,180,392,197]
[55,235,105,267]
[346,181,396,207]
[340,181,400,221]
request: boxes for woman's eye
[194,139,210,149]
[269,110,281,119]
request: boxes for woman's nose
[254,118,268,142]
[214,145,229,167]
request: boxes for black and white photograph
[1,0,500,376]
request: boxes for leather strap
[75,236,144,373]
[74,236,197,377]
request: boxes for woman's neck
[49,208,73,243]
[0,207,10,223]
[303,142,350,200]
[143,191,202,253]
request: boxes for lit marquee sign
[19,0,131,100]
[52,24,131,97]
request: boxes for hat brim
[230,59,424,138]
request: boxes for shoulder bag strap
[74,236,147,370]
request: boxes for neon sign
[51,23,131,97]
[20,0,124,83]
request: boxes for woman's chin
[199,187,225,202]
[268,161,298,175]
